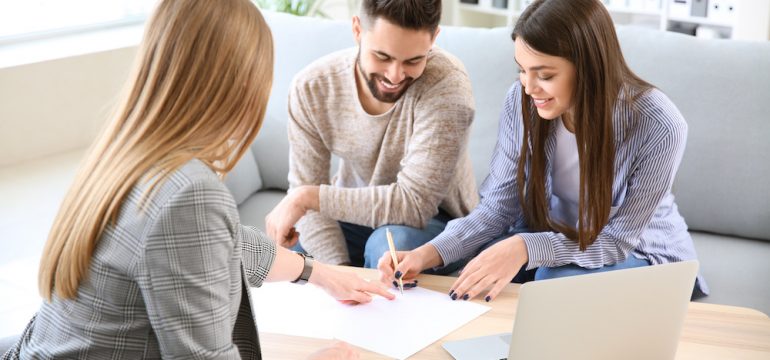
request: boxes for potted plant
[253,0,329,17]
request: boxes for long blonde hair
[39,0,274,301]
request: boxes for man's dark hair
[360,0,442,33]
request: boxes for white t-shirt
[550,118,580,226]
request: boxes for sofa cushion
[256,13,351,191]
[238,190,286,231]
[616,27,770,241]
[691,231,770,315]
[224,149,262,205]
[435,26,517,184]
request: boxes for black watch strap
[291,252,314,285]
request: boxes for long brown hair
[39,0,274,301]
[513,0,651,250]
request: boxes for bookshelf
[452,0,525,27]
[449,0,770,41]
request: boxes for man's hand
[265,186,320,248]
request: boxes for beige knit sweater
[288,47,479,264]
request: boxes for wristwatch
[291,252,314,285]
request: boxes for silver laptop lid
[509,260,698,360]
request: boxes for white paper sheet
[250,282,490,359]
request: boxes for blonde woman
[1,1,391,359]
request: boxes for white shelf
[451,1,770,40]
[605,6,662,16]
[458,3,516,17]
[460,3,663,18]
[667,15,732,28]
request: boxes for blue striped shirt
[431,82,708,293]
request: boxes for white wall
[733,1,770,41]
[319,0,356,19]
[0,0,454,169]
[0,47,136,167]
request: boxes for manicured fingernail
[395,271,403,279]
[451,293,458,300]
[392,281,398,287]
[449,290,454,297]
[404,282,417,288]
[485,295,491,302]
[462,294,469,301]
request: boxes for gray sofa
[225,12,770,315]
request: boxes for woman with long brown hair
[2,1,389,359]
[378,0,708,302]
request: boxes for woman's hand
[307,341,359,360]
[449,235,528,302]
[310,262,395,304]
[376,244,443,288]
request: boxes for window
[0,0,157,44]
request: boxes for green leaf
[253,0,324,17]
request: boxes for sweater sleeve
[287,79,350,265]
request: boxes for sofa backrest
[616,27,770,241]
[225,12,351,201]
[229,11,769,242]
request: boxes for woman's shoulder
[620,86,687,140]
[176,158,224,187]
[140,159,236,218]
[506,80,523,101]
[632,88,685,127]
[500,81,524,115]
[101,159,238,277]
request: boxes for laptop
[442,260,699,360]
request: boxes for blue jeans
[534,255,650,280]
[478,228,650,283]
[294,211,453,269]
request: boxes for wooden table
[259,267,770,359]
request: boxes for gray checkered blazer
[3,159,276,359]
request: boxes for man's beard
[357,54,414,103]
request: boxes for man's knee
[367,225,434,251]
[362,225,440,268]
